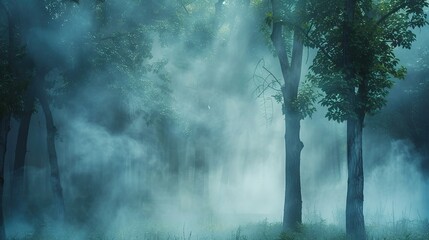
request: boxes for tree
[38,86,65,218]
[264,0,308,231]
[0,5,9,231]
[305,0,428,238]
[0,1,26,238]
[9,0,81,220]
[11,90,35,215]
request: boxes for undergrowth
[7,218,429,240]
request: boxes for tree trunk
[283,112,303,230]
[343,0,366,238]
[215,0,223,16]
[38,90,65,219]
[95,0,106,30]
[11,94,34,213]
[283,29,304,231]
[270,0,305,231]
[0,116,11,240]
[0,3,11,238]
[346,116,366,240]
[194,144,207,196]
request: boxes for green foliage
[0,70,26,117]
[265,11,273,26]
[93,26,153,76]
[272,92,283,104]
[0,8,27,118]
[293,81,320,119]
[305,0,428,122]
[367,219,429,240]
[55,0,186,126]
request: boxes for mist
[1,0,428,239]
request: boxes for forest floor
[7,218,429,240]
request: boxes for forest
[0,0,428,239]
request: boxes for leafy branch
[269,16,337,65]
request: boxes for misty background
[1,0,428,239]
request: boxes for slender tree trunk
[215,0,223,16]
[283,27,304,231]
[283,113,303,230]
[38,90,65,219]
[346,116,366,240]
[270,0,305,231]
[95,0,106,30]
[214,0,224,28]
[11,94,34,213]
[343,0,366,238]
[0,3,11,238]
[194,144,207,196]
[0,116,11,240]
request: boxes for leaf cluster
[306,0,428,122]
[0,70,26,117]
[293,81,320,119]
[0,10,28,117]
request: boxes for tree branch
[296,25,336,64]
[252,59,282,97]
[277,19,336,65]
[178,0,190,14]
[376,2,408,26]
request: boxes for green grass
[7,219,429,240]
[278,222,346,240]
[366,219,429,240]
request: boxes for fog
[1,0,428,239]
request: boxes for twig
[179,0,190,14]
[252,59,282,98]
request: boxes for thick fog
[1,0,428,239]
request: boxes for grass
[6,218,429,240]
[366,219,429,240]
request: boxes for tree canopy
[306,0,428,122]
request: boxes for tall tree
[0,117,8,240]
[268,0,307,231]
[0,11,10,240]
[10,0,71,219]
[305,0,428,238]
[11,90,35,214]
[0,1,26,238]
[37,86,65,219]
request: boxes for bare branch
[262,65,282,87]
[252,59,283,98]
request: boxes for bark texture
[38,89,65,219]
[346,117,366,240]
[0,116,10,240]
[11,94,35,213]
[0,3,14,238]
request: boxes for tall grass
[7,218,429,240]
